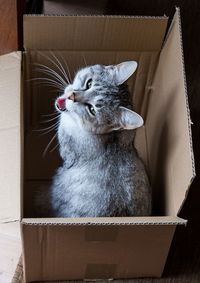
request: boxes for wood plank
[0,0,18,55]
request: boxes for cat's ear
[118,106,143,130]
[114,61,137,85]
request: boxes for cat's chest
[59,113,87,140]
[59,154,134,192]
[58,113,97,153]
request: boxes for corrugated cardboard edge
[25,14,168,19]
[174,8,196,214]
[22,216,187,226]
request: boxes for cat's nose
[56,97,66,111]
[68,92,75,101]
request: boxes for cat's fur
[41,61,151,217]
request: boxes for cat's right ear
[106,61,138,85]
[118,106,143,130]
[114,61,138,85]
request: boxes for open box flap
[0,52,22,223]
[146,9,195,216]
[23,15,168,52]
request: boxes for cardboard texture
[23,15,167,51]
[0,52,21,223]
[0,9,195,282]
[22,223,176,281]
[146,11,195,215]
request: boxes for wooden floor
[1,0,200,282]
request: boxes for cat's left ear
[114,61,137,85]
[118,106,143,130]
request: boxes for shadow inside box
[163,177,200,280]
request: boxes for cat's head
[55,61,143,134]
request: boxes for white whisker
[29,77,64,90]
[82,53,87,67]
[50,52,70,85]
[59,53,72,84]
[50,142,59,153]
[34,121,59,134]
[35,67,66,87]
[39,124,59,136]
[35,64,67,87]
[34,82,64,90]
[42,112,58,117]
[38,51,69,86]
[43,133,57,157]
[40,115,60,124]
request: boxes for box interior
[21,14,195,220]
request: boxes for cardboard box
[0,9,195,282]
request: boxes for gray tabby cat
[47,61,151,217]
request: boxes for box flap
[23,15,168,51]
[0,52,22,223]
[146,9,195,216]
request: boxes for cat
[40,61,152,217]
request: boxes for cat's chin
[56,109,66,114]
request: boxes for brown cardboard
[0,9,195,282]
[0,52,21,223]
[23,15,168,51]
[22,221,176,281]
[146,10,195,215]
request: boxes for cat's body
[38,61,152,217]
[50,119,151,217]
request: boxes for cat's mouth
[56,94,75,112]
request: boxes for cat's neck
[58,113,135,162]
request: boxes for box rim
[21,216,187,226]
[24,14,168,20]
[175,8,196,213]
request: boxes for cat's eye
[86,79,92,90]
[87,104,96,116]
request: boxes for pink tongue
[56,98,66,111]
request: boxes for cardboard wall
[22,221,176,281]
[23,15,167,52]
[0,52,21,223]
[146,11,195,215]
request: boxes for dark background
[0,0,199,281]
